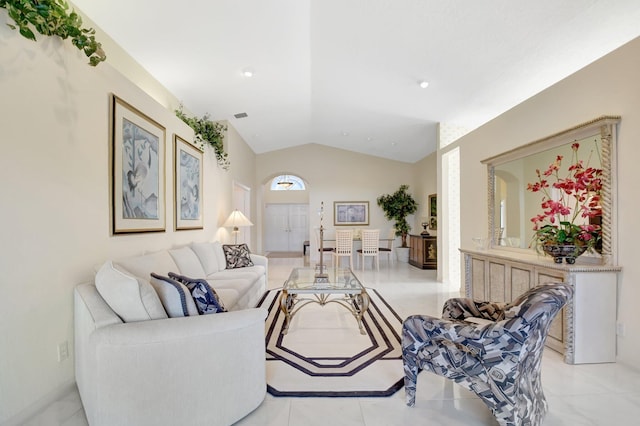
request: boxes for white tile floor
[24,256,640,425]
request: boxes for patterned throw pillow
[222,243,254,269]
[149,273,199,317]
[168,272,227,314]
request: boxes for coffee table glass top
[280,267,370,334]
[283,267,364,293]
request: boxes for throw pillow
[222,243,254,269]
[149,273,199,317]
[168,272,227,314]
[95,261,167,322]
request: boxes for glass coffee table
[279,267,370,335]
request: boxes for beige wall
[0,17,256,424]
[413,152,438,236]
[458,36,640,369]
[6,4,639,420]
[255,144,431,256]
[0,17,434,422]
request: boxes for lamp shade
[223,210,254,230]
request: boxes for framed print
[334,201,369,226]
[428,193,437,230]
[428,193,437,217]
[174,134,203,230]
[110,94,166,234]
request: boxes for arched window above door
[270,174,305,191]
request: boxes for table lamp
[223,209,253,244]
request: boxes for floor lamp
[223,209,253,244]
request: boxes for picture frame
[429,216,437,230]
[174,134,204,230]
[110,94,166,234]
[428,193,437,217]
[334,201,369,226]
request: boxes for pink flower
[526,142,602,251]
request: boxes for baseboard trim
[1,380,77,426]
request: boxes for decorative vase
[542,244,587,264]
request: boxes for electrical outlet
[57,341,69,362]
[616,322,626,337]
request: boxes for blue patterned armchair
[402,282,572,426]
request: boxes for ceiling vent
[234,112,248,119]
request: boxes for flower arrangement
[526,142,602,255]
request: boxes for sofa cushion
[222,244,254,269]
[207,278,256,296]
[214,288,241,311]
[190,242,220,275]
[206,266,264,283]
[114,251,179,281]
[149,273,199,317]
[169,247,207,278]
[212,241,227,271]
[169,273,227,314]
[95,261,167,322]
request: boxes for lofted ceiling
[73,0,640,163]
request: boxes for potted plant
[377,185,418,262]
[526,142,602,263]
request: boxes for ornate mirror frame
[481,116,620,265]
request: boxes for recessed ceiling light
[419,80,429,89]
[342,131,349,136]
[242,68,254,78]
[391,142,397,146]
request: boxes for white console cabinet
[461,249,620,364]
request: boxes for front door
[264,203,309,252]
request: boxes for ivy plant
[1,0,106,66]
[175,105,230,170]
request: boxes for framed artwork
[334,201,369,226]
[428,193,437,217]
[174,134,204,230]
[110,94,166,234]
[429,216,437,230]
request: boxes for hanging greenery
[1,0,106,66]
[175,105,230,171]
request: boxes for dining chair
[314,227,334,266]
[332,229,354,269]
[357,229,379,271]
[379,229,395,264]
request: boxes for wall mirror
[481,116,620,265]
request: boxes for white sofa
[74,242,268,426]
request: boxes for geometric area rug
[256,288,405,397]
